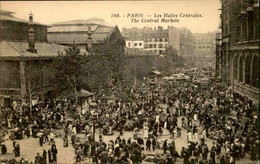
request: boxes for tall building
[215,31,222,78]
[193,32,216,58]
[143,26,168,55]
[178,28,195,57]
[122,26,195,56]
[220,0,259,104]
[123,26,168,55]
[0,10,67,107]
[168,26,181,56]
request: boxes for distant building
[143,26,168,55]
[125,39,144,49]
[220,0,259,104]
[193,32,216,57]
[215,31,222,78]
[168,26,181,56]
[178,28,195,57]
[0,10,67,107]
[122,26,195,56]
[123,26,168,55]
[47,18,125,54]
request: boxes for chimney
[87,25,93,53]
[27,12,37,53]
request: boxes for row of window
[127,42,168,49]
[144,38,168,42]
[127,42,143,47]
[144,44,167,49]
[128,43,142,47]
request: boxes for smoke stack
[87,25,92,53]
[27,12,37,53]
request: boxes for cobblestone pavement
[0,117,258,164]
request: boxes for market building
[219,0,259,104]
[47,18,125,54]
[0,10,67,107]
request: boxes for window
[159,44,163,48]
[134,43,137,46]
[139,43,142,46]
[245,55,251,85]
[155,39,157,42]
[128,43,131,47]
[154,44,157,48]
[165,38,168,42]
[159,39,162,42]
[150,44,153,48]
[239,56,244,82]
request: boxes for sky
[1,1,221,33]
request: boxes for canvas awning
[77,89,93,98]
[151,70,162,75]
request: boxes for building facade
[47,18,125,54]
[125,40,144,49]
[122,26,195,56]
[220,0,259,104]
[0,10,67,107]
[123,26,168,55]
[193,32,216,58]
[215,31,222,78]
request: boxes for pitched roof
[0,10,15,16]
[52,17,112,27]
[0,41,68,59]
[48,26,115,44]
[47,18,116,44]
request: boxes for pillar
[20,60,26,99]
[237,53,241,82]
[250,54,253,87]
[242,55,245,83]
[40,61,44,100]
[230,54,233,83]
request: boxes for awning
[151,70,162,75]
[78,89,94,98]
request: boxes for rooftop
[52,17,112,27]
[48,20,116,44]
[0,40,69,59]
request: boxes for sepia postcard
[0,0,259,164]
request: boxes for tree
[165,46,185,68]
[90,30,126,96]
[25,65,41,110]
[51,45,88,105]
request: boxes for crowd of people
[0,69,259,164]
